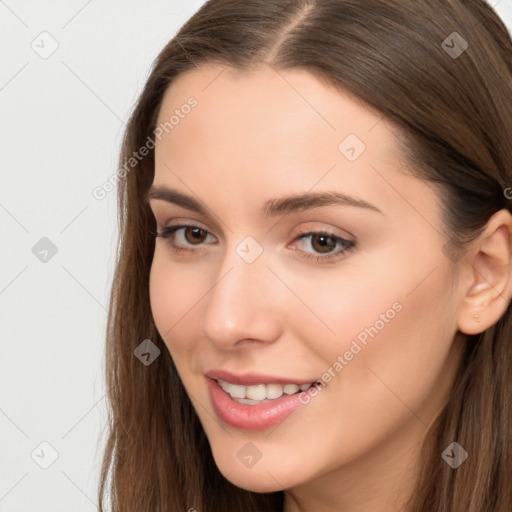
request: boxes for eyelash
[152,224,356,263]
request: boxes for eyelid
[150,205,225,238]
[291,222,355,241]
[157,218,213,233]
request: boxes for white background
[1,1,511,510]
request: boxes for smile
[217,379,319,405]
[207,377,323,431]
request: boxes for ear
[457,209,512,335]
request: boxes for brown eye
[184,227,208,244]
[310,233,337,253]
[291,229,356,262]
[153,224,216,252]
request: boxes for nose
[200,245,282,350]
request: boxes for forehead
[155,64,399,177]
[156,62,391,147]
[151,63,440,232]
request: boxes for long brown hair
[98,1,512,510]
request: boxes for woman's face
[148,63,465,495]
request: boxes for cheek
[273,258,406,369]
[310,239,458,375]
[148,253,204,355]
[308,263,459,454]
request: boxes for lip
[205,368,318,386]
[207,377,317,431]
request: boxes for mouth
[206,375,323,431]
[216,379,322,405]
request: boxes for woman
[98,1,512,510]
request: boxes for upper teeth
[217,380,315,401]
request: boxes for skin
[147,62,512,512]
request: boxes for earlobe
[457,209,512,335]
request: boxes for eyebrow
[144,185,383,217]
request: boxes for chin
[223,470,287,493]
[211,449,303,493]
